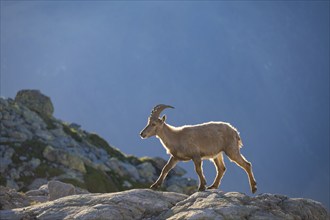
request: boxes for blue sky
[1,1,329,209]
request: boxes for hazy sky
[1,1,329,209]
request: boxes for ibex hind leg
[207,153,226,189]
[225,149,257,193]
[192,157,207,191]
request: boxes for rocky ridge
[0,188,328,220]
[0,90,196,206]
[0,90,329,219]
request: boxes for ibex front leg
[150,156,178,189]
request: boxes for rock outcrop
[161,190,329,219]
[0,189,328,220]
[0,90,197,200]
[15,90,54,117]
[0,186,33,210]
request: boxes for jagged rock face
[0,189,188,220]
[0,189,328,220]
[0,90,197,198]
[0,186,33,210]
[15,90,54,117]
[161,190,329,219]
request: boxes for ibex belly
[190,131,224,159]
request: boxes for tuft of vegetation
[83,165,119,193]
[0,175,6,186]
[62,123,83,142]
[12,139,47,162]
[18,163,64,192]
[17,176,35,192]
[126,155,142,166]
[87,133,126,161]
[34,163,64,178]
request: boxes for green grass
[35,163,64,178]
[0,175,6,186]
[62,123,83,142]
[12,139,47,162]
[83,165,119,193]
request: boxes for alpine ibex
[140,104,257,193]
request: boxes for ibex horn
[150,104,174,119]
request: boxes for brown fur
[140,112,257,193]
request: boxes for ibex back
[140,104,257,193]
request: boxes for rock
[122,180,133,188]
[160,190,329,220]
[0,145,15,173]
[8,131,28,142]
[19,156,27,161]
[0,189,328,220]
[48,180,76,201]
[0,189,187,219]
[121,162,140,181]
[22,108,42,125]
[29,158,41,169]
[5,180,19,191]
[137,162,157,182]
[28,196,49,203]
[0,186,32,210]
[26,189,47,197]
[75,187,90,195]
[27,178,48,191]
[43,145,86,173]
[165,176,197,194]
[42,145,57,161]
[8,168,20,180]
[26,184,49,197]
[26,181,88,201]
[107,158,140,181]
[35,129,54,141]
[1,120,18,128]
[15,125,33,139]
[15,90,54,117]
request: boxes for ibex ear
[161,115,166,123]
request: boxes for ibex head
[140,104,174,139]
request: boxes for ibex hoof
[252,185,257,194]
[150,183,160,190]
[206,185,218,190]
[198,186,206,191]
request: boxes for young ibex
[140,104,257,193]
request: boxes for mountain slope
[0,90,196,197]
